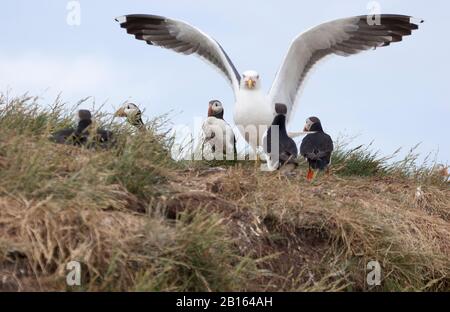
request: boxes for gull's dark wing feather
[116,14,241,97]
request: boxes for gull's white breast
[233,89,274,149]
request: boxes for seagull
[114,103,146,131]
[116,14,423,150]
[201,100,236,160]
[263,103,298,172]
[300,117,334,181]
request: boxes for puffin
[300,117,334,181]
[201,100,236,160]
[49,110,114,148]
[263,103,298,171]
[114,103,146,131]
[50,109,92,145]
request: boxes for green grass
[0,93,448,292]
[0,94,262,291]
[323,136,447,186]
[331,139,390,177]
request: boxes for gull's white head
[241,70,260,90]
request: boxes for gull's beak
[303,125,309,132]
[114,107,126,117]
[246,79,255,89]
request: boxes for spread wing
[116,14,241,97]
[269,14,423,122]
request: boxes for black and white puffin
[114,103,146,131]
[202,100,236,160]
[300,117,334,181]
[263,103,298,171]
[50,110,114,148]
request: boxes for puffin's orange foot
[306,168,315,181]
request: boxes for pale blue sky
[0,1,448,164]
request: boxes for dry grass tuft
[0,94,448,291]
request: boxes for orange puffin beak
[207,103,214,117]
[114,107,127,117]
[303,123,309,132]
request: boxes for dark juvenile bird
[300,117,334,181]
[114,103,146,131]
[49,110,92,145]
[93,127,115,148]
[201,100,236,159]
[263,103,298,171]
[49,110,114,148]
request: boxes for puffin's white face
[208,100,223,115]
[303,117,320,131]
[303,118,313,131]
[242,70,260,90]
[115,103,141,118]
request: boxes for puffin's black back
[49,117,92,145]
[50,128,75,144]
[300,131,333,170]
[264,104,298,166]
[94,129,116,149]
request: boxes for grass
[0,93,448,291]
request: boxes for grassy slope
[0,95,448,291]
